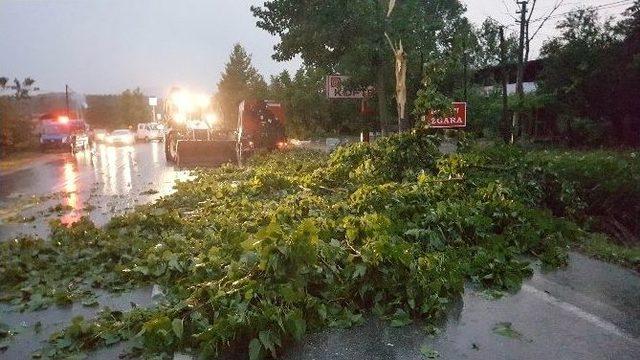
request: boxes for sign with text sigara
[325,75,374,99]
[427,102,467,128]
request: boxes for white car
[136,122,164,141]
[107,129,135,145]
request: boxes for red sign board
[325,75,374,99]
[428,102,467,128]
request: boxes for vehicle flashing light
[58,115,70,124]
[197,94,210,108]
[205,113,218,126]
[174,113,186,124]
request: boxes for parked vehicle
[39,114,89,153]
[92,129,108,143]
[136,122,164,142]
[106,129,135,145]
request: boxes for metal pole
[65,84,70,117]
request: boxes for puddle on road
[0,143,193,242]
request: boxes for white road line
[521,284,640,345]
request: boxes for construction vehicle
[163,87,286,167]
[236,99,287,162]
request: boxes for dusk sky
[0,0,628,95]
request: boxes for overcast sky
[0,0,629,95]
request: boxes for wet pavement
[0,141,192,242]
[284,253,640,360]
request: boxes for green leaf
[259,330,275,356]
[492,322,522,339]
[288,317,306,341]
[248,338,262,360]
[100,332,120,346]
[390,309,413,327]
[420,344,440,358]
[171,318,183,340]
[81,299,99,307]
[352,263,367,279]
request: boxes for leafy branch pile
[0,132,635,359]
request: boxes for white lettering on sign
[428,102,467,128]
[326,75,374,99]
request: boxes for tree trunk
[376,63,388,134]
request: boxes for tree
[539,3,640,146]
[251,0,468,132]
[216,44,268,128]
[267,65,360,138]
[475,19,518,69]
[85,94,120,129]
[0,77,39,154]
[118,88,151,128]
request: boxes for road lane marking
[521,284,640,345]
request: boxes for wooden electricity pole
[65,84,70,118]
[511,0,528,144]
[499,26,509,143]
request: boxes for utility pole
[462,33,468,102]
[499,26,509,143]
[512,0,528,144]
[65,84,70,118]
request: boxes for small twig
[422,176,465,183]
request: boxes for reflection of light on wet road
[60,161,81,224]
[151,141,159,164]
[106,146,117,195]
[1,142,192,241]
[123,146,134,194]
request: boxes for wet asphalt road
[0,141,191,242]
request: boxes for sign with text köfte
[325,75,374,99]
[428,102,467,128]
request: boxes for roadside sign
[428,102,467,128]
[148,97,158,106]
[325,75,374,99]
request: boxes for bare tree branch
[525,0,565,62]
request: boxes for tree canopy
[251,0,469,130]
[216,44,268,128]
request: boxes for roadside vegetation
[1,132,637,358]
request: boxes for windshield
[42,125,67,135]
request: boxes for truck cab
[39,114,89,153]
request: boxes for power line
[528,0,633,23]
[496,0,633,29]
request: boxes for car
[136,122,164,142]
[106,129,135,145]
[92,129,108,143]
